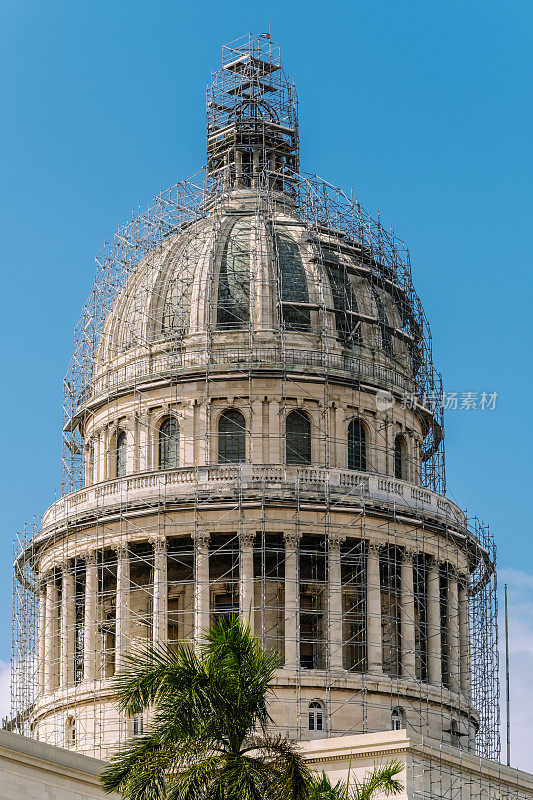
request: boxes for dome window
[324,254,361,346]
[159,417,180,470]
[348,419,366,472]
[159,234,208,338]
[374,292,393,358]
[394,435,407,481]
[218,409,246,463]
[115,431,127,478]
[217,220,251,329]
[275,231,311,332]
[286,410,311,465]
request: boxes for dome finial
[206,34,299,192]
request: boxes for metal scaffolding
[9,33,515,799]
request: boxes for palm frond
[215,752,272,800]
[100,731,177,799]
[100,618,306,800]
[112,640,201,716]
[246,734,311,800]
[350,760,404,800]
[165,754,226,800]
[201,617,283,744]
[309,771,348,800]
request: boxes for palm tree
[100,617,311,800]
[309,761,403,800]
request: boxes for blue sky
[1,0,532,766]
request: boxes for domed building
[12,34,501,778]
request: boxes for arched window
[276,231,311,332]
[218,409,246,463]
[116,431,127,477]
[159,417,180,470]
[217,220,250,329]
[348,419,366,471]
[391,707,403,731]
[66,716,76,748]
[325,254,361,346]
[308,701,324,732]
[394,435,407,480]
[286,410,311,465]
[374,291,393,357]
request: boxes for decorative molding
[426,554,441,570]
[283,531,302,548]
[328,532,347,549]
[239,531,256,547]
[150,536,167,553]
[402,546,417,563]
[195,531,211,549]
[305,746,410,765]
[112,544,129,560]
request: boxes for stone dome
[94,188,419,399]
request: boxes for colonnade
[38,535,471,698]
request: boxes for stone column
[194,533,211,642]
[366,543,383,673]
[239,532,256,634]
[180,404,194,467]
[137,413,150,474]
[44,572,58,692]
[406,434,416,484]
[458,574,471,695]
[60,561,75,686]
[97,429,107,483]
[85,441,93,486]
[426,556,442,684]
[447,568,460,692]
[125,423,135,475]
[104,428,112,480]
[283,532,301,668]
[373,414,388,475]
[400,547,417,680]
[268,399,281,464]
[334,406,345,469]
[328,533,346,670]
[194,401,208,466]
[152,538,167,645]
[38,580,46,696]
[235,149,243,185]
[43,574,57,693]
[252,149,260,186]
[414,436,423,485]
[115,546,130,671]
[83,553,98,682]
[251,400,263,465]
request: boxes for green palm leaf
[100,617,308,800]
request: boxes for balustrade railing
[41,464,464,532]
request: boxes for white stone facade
[3,729,533,800]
